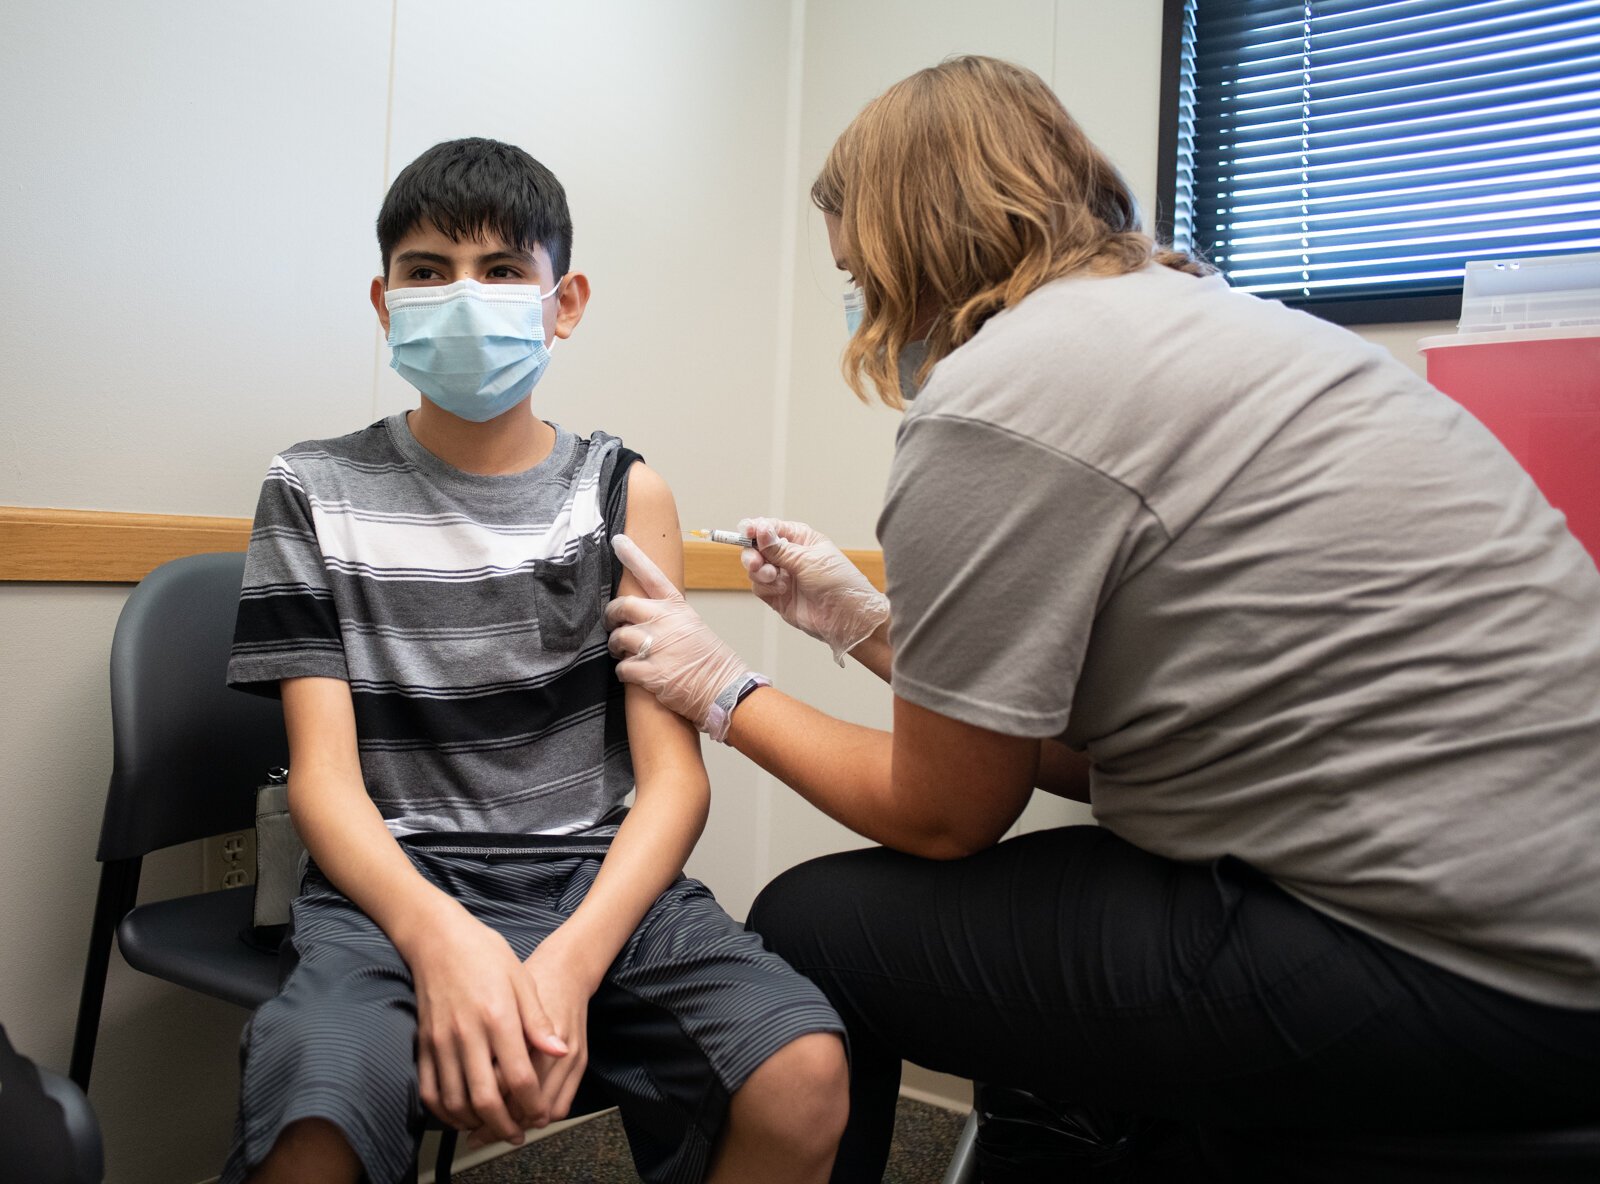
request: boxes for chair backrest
[95,552,288,862]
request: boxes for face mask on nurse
[385,278,562,422]
[844,284,928,402]
[844,285,865,336]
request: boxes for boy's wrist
[528,923,610,991]
[384,889,471,960]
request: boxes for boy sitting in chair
[223,137,846,1184]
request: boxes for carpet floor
[454,1096,966,1183]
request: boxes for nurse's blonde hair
[813,55,1208,408]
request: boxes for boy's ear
[553,271,591,341]
[370,276,390,334]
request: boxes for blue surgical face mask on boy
[385,278,562,422]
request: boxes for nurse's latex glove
[737,517,890,665]
[605,534,752,742]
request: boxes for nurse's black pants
[746,825,1600,1182]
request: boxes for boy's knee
[246,1118,361,1184]
[736,1032,849,1148]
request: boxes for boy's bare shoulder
[622,460,674,506]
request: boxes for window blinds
[1171,0,1600,313]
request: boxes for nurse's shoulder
[905,264,1240,473]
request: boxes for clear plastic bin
[1456,252,1600,334]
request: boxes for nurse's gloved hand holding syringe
[735,518,890,667]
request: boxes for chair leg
[69,857,141,1091]
[435,1126,460,1184]
[941,1110,980,1184]
[434,1127,458,1184]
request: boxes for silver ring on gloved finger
[634,632,653,661]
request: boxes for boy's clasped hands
[404,897,590,1149]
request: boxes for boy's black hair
[377,137,573,280]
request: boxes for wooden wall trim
[0,506,255,585]
[0,506,885,592]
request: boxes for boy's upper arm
[615,464,707,787]
[278,676,374,854]
[281,675,363,785]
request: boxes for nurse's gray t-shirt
[880,263,1600,1010]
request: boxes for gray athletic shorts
[221,834,844,1184]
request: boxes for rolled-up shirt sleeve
[878,412,1155,737]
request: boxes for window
[1157,0,1600,324]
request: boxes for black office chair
[67,552,461,1182]
[1,1025,104,1184]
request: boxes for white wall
[0,1,1457,1177]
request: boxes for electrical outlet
[203,829,257,892]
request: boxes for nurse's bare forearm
[725,687,909,844]
[729,685,1040,859]
[847,619,893,683]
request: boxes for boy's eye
[486,265,523,280]
[408,266,442,281]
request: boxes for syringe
[685,529,757,548]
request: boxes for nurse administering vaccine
[605,56,1600,1180]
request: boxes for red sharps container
[1419,254,1600,565]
